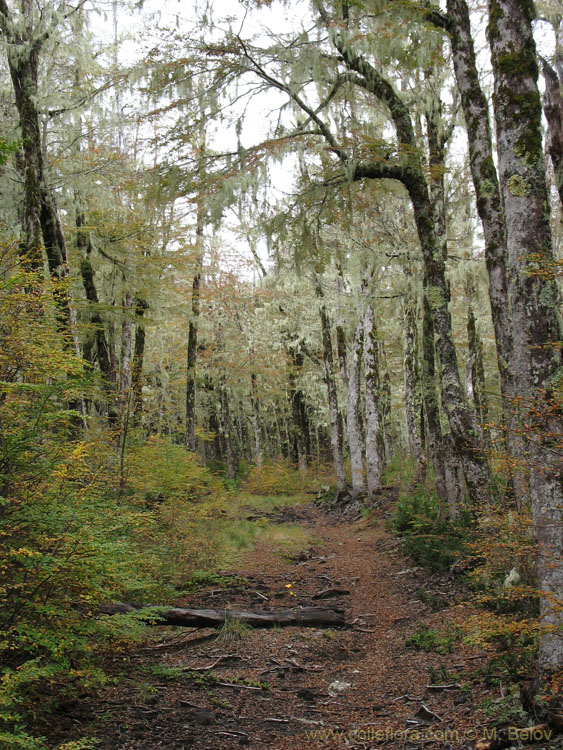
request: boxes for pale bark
[346,320,365,498]
[316,277,347,496]
[379,344,392,466]
[220,383,238,480]
[466,304,490,448]
[403,295,426,479]
[250,372,263,470]
[429,0,528,506]
[421,294,450,519]
[363,303,382,500]
[441,0,514,395]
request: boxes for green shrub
[391,486,469,571]
[406,625,456,654]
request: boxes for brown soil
[44,495,558,750]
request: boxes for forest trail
[49,494,522,749]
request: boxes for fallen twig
[184,654,248,672]
[179,699,208,710]
[217,681,263,690]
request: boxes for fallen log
[99,602,347,628]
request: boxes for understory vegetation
[393,475,552,706]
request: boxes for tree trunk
[185,253,202,452]
[6,43,46,273]
[421,294,450,518]
[288,340,309,473]
[403,295,426,479]
[76,209,118,424]
[442,0,531,506]
[316,277,347,496]
[541,56,563,208]
[4,27,70,329]
[346,320,365,498]
[466,303,490,447]
[220,383,238,480]
[250,372,263,469]
[443,434,465,522]
[363,303,382,500]
[424,71,482,512]
[379,343,392,466]
[119,291,133,420]
[132,298,148,423]
[444,0,514,394]
[488,0,563,679]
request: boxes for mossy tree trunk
[432,0,533,506]
[421,294,450,519]
[488,0,563,681]
[378,342,392,466]
[185,187,205,451]
[466,303,490,448]
[76,208,119,425]
[131,298,148,423]
[403,294,426,480]
[185,252,202,452]
[346,320,365,498]
[219,382,238,481]
[363,303,383,500]
[441,0,514,396]
[287,339,309,473]
[0,1,71,331]
[250,371,263,470]
[316,276,347,496]
[119,290,133,417]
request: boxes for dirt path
[47,498,529,749]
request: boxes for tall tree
[363,302,382,500]
[487,0,563,682]
[0,1,83,312]
[316,274,347,496]
[346,319,365,498]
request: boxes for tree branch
[233,34,349,163]
[316,4,416,149]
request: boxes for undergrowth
[390,477,559,715]
[243,458,334,496]
[391,485,469,571]
[0,351,314,750]
[405,625,457,654]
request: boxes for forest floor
[45,490,560,750]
